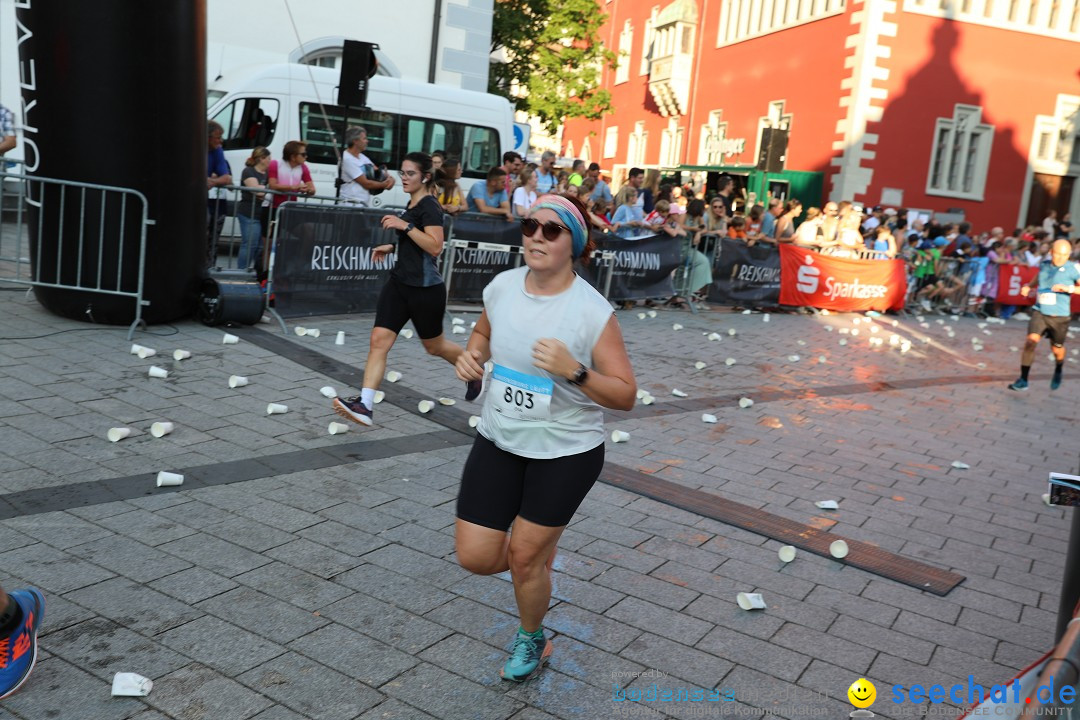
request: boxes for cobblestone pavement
[0,286,1076,720]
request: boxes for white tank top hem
[478,266,614,459]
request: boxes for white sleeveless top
[479,266,614,459]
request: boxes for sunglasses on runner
[520,218,570,241]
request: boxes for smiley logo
[848,678,877,709]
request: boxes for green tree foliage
[489,0,616,132]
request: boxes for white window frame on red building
[925,104,995,202]
[716,0,847,47]
[604,126,619,158]
[616,20,633,84]
[628,121,648,165]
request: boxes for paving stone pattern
[0,290,1076,719]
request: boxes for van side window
[211,98,279,150]
[299,103,393,166]
[402,116,500,179]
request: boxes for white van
[206,63,514,206]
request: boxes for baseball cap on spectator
[871,205,883,213]
[933,237,948,247]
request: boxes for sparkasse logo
[796,255,820,293]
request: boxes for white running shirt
[479,266,614,459]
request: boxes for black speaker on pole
[338,41,380,108]
[757,128,789,174]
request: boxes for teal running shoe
[0,588,45,700]
[500,629,552,682]
[1051,374,1062,391]
[1008,378,1028,391]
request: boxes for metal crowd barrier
[0,170,152,338]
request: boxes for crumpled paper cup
[111,672,153,697]
[736,592,767,610]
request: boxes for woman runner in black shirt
[334,151,468,426]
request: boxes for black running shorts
[456,434,605,531]
[374,277,446,339]
[1028,310,1070,347]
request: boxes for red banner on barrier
[997,264,1080,312]
[996,265,1037,306]
[779,245,907,311]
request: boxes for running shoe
[1008,378,1029,391]
[465,379,483,402]
[1051,374,1063,391]
[333,396,374,426]
[500,630,552,683]
[0,588,45,701]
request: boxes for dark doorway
[1027,173,1075,228]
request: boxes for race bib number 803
[489,364,553,421]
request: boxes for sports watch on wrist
[567,363,589,386]
[404,222,415,234]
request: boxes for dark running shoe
[465,379,483,402]
[1051,374,1063,391]
[333,396,373,426]
[1007,378,1028,391]
[0,588,45,701]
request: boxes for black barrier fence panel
[272,204,451,318]
[445,213,523,301]
[579,233,681,301]
[707,237,782,305]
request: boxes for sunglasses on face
[521,218,569,241]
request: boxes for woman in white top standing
[454,193,636,683]
[512,167,538,218]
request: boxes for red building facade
[562,0,1080,230]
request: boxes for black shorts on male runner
[1028,310,1070,347]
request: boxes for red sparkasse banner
[996,265,1037,306]
[779,245,907,311]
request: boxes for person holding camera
[340,126,394,206]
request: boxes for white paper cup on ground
[640,395,654,405]
[637,312,646,320]
[815,500,839,510]
[829,539,849,559]
[736,592,767,610]
[150,422,174,438]
[266,403,288,415]
[672,323,683,330]
[222,333,239,344]
[107,427,132,443]
[468,415,481,428]
[452,326,467,334]
[672,388,688,397]
[452,318,465,325]
[702,414,718,423]
[647,310,657,318]
[148,366,169,379]
[438,397,456,406]
[228,375,248,388]
[707,332,722,341]
[738,397,753,409]
[111,672,153,697]
[763,314,770,323]
[306,328,321,338]
[373,390,385,404]
[130,343,146,355]
[173,349,191,361]
[636,389,648,399]
[136,347,157,359]
[328,422,350,435]
[728,328,737,336]
[156,471,184,487]
[610,430,630,443]
[951,460,970,470]
[320,386,337,398]
[385,371,402,383]
[725,358,736,366]
[400,329,414,339]
[418,400,435,413]
[294,326,307,336]
[694,361,707,370]
[778,546,797,563]
[335,331,345,345]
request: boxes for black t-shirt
[238,167,268,219]
[391,194,445,287]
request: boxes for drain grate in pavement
[600,463,966,596]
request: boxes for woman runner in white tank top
[453,193,637,682]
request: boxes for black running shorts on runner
[457,434,605,531]
[1028,310,1070,347]
[374,277,446,339]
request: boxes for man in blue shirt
[1009,240,1080,391]
[587,163,612,205]
[467,166,512,221]
[207,120,233,268]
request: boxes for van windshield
[299,102,499,178]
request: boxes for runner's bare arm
[455,311,491,382]
[533,316,636,411]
